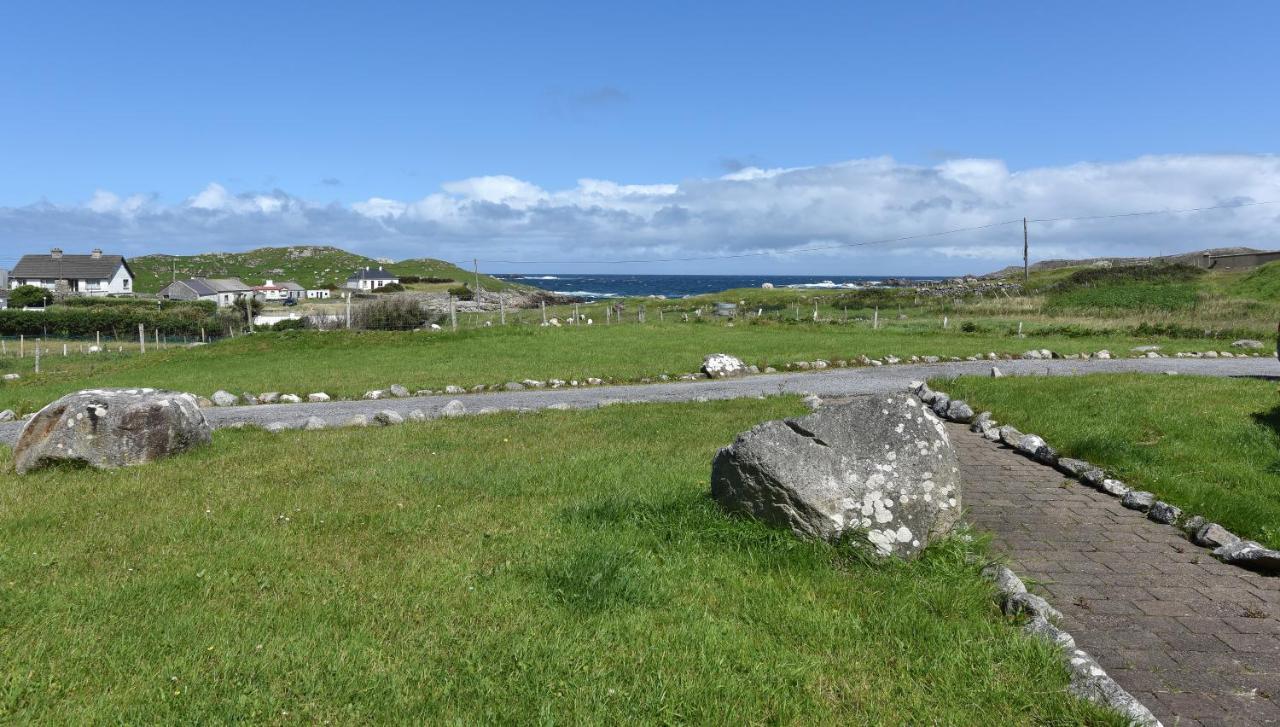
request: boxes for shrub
[353,298,438,330]
[268,318,307,331]
[448,285,474,301]
[960,321,979,333]
[372,283,406,293]
[9,285,53,308]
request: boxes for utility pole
[345,291,352,329]
[1023,216,1029,285]
[473,259,482,296]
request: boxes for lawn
[0,321,1239,415]
[936,373,1280,549]
[0,399,1118,723]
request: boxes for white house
[159,277,254,307]
[344,266,399,291]
[305,288,331,299]
[10,248,134,296]
[253,280,292,301]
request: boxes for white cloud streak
[3,154,1278,274]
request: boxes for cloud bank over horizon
[3,154,1279,275]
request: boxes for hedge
[0,306,219,337]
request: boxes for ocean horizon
[493,273,939,299]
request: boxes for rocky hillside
[980,247,1264,279]
[130,245,519,293]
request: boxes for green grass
[1045,281,1201,311]
[0,321,1239,415]
[0,399,1119,723]
[1221,260,1280,302]
[935,374,1280,548]
[129,245,518,293]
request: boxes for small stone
[441,400,466,417]
[1055,458,1092,477]
[503,382,524,391]
[259,392,280,404]
[279,394,301,404]
[1212,541,1280,574]
[802,394,822,411]
[997,425,1024,446]
[1032,444,1058,466]
[303,416,327,431]
[373,410,404,426]
[1147,501,1182,524]
[944,399,975,423]
[968,411,993,433]
[1193,523,1240,549]
[1131,345,1161,353]
[364,390,386,400]
[477,407,500,415]
[471,385,487,393]
[1080,468,1107,488]
[212,390,239,407]
[307,392,330,402]
[521,379,545,388]
[1121,490,1155,512]
[1232,339,1263,349]
[241,393,259,406]
[586,377,603,385]
[990,366,1004,378]
[407,409,427,421]
[980,564,1026,596]
[388,384,409,398]
[1015,434,1046,457]
[264,422,290,433]
[0,409,15,422]
[1094,350,1112,360]
[445,385,466,395]
[345,414,368,427]
[1100,479,1130,497]
[1181,514,1207,536]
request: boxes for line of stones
[181,343,1268,410]
[980,562,1161,726]
[913,380,1280,576]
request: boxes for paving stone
[950,422,1280,726]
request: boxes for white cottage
[10,248,134,296]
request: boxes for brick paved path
[953,423,1280,726]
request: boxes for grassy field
[128,245,518,293]
[0,321,1243,415]
[0,398,1119,723]
[936,374,1280,549]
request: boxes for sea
[493,274,938,299]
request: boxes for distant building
[280,281,306,300]
[160,277,254,307]
[0,289,8,310]
[305,288,331,299]
[1197,250,1280,271]
[344,266,399,291]
[10,248,134,296]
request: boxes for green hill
[129,246,517,293]
[1221,260,1280,302]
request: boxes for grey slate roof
[347,266,398,281]
[166,278,253,297]
[280,281,306,291]
[12,253,131,280]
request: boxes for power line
[1027,199,1280,224]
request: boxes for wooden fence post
[139,324,146,354]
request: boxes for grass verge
[0,321,1239,415]
[0,399,1118,723]
[936,373,1280,549]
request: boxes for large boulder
[701,353,748,379]
[711,395,961,559]
[13,388,211,474]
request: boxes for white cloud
[3,154,1279,274]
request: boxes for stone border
[912,379,1280,577]
[185,345,1267,411]
[980,563,1161,726]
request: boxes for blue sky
[2,1,1278,274]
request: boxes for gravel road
[1,356,1272,445]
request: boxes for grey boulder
[13,388,211,474]
[1121,490,1156,512]
[0,409,14,423]
[943,399,975,423]
[1193,523,1240,549]
[711,395,961,559]
[373,410,404,426]
[1147,501,1182,524]
[389,384,410,398]
[441,400,467,417]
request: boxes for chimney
[91,248,102,259]
[265,279,274,286]
[51,248,62,259]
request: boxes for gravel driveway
[1,356,1272,445]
